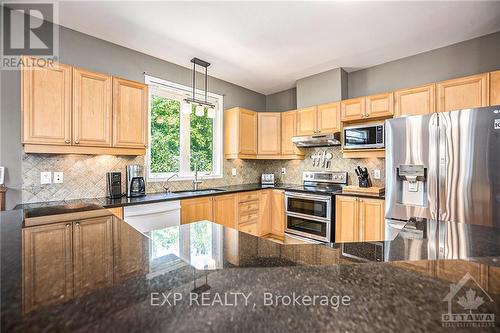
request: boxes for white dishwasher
[123,201,180,233]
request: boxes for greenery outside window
[145,76,223,181]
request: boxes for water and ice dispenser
[397,165,427,206]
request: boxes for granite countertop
[1,206,499,332]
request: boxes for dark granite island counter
[1,207,499,332]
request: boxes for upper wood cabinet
[317,102,341,133]
[112,77,148,149]
[22,222,73,313]
[490,70,500,106]
[394,84,435,117]
[213,194,238,229]
[258,112,281,155]
[73,68,112,147]
[281,110,297,155]
[181,197,214,224]
[341,97,365,121]
[437,73,489,112]
[22,58,72,145]
[366,92,394,118]
[296,106,317,136]
[224,107,258,158]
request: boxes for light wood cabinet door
[317,102,341,133]
[490,70,500,106]
[213,194,238,229]
[270,190,285,237]
[258,112,281,155]
[335,196,359,242]
[113,218,148,283]
[394,84,435,117]
[239,109,258,155]
[73,68,112,147]
[112,77,148,148]
[22,58,72,145]
[181,197,214,224]
[281,110,299,155]
[366,92,394,119]
[341,97,366,121]
[259,190,272,236]
[73,216,113,296]
[296,106,317,136]
[437,73,489,112]
[358,198,385,242]
[107,207,123,219]
[22,223,73,313]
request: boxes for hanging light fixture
[181,101,192,115]
[207,101,217,119]
[184,57,215,117]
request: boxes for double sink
[171,188,225,196]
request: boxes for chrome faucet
[193,163,203,190]
[163,173,178,193]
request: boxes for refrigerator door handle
[437,114,448,222]
[428,113,440,221]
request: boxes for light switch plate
[231,168,237,176]
[281,168,286,175]
[54,172,64,184]
[40,172,52,185]
[373,169,381,180]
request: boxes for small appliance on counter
[0,166,4,185]
[355,166,372,188]
[261,173,275,186]
[106,171,123,199]
[126,165,146,198]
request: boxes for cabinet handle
[66,223,71,228]
[65,140,70,144]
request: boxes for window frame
[145,75,224,182]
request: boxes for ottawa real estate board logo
[442,272,495,328]
[1,1,58,69]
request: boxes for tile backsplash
[21,147,385,204]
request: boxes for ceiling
[54,1,500,95]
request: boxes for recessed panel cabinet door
[258,112,281,155]
[239,109,258,155]
[281,110,298,155]
[317,102,341,133]
[22,223,73,313]
[490,70,500,106]
[341,97,365,121]
[366,92,394,119]
[112,77,148,148]
[296,106,317,136]
[270,190,285,237]
[335,195,359,242]
[394,84,435,117]
[73,216,113,296]
[358,198,384,242]
[213,194,238,229]
[22,58,72,145]
[181,197,214,224]
[437,73,489,112]
[73,68,112,147]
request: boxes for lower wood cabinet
[270,190,285,237]
[213,194,238,229]
[335,195,384,243]
[180,197,214,224]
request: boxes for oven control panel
[303,171,348,184]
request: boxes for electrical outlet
[281,168,286,175]
[40,172,52,185]
[231,168,237,176]
[54,172,64,184]
[373,169,381,180]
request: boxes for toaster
[261,173,275,186]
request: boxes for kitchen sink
[172,188,225,195]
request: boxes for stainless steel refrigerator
[385,106,500,229]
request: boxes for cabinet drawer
[239,212,259,224]
[239,222,257,235]
[238,201,259,214]
[238,192,260,203]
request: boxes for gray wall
[296,68,347,108]
[265,88,297,111]
[0,15,266,209]
[348,30,500,98]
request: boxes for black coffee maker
[126,165,146,197]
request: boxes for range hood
[292,132,341,147]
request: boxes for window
[145,75,223,181]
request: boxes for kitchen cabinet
[490,70,500,106]
[180,197,214,224]
[224,107,258,158]
[73,68,112,147]
[73,216,113,296]
[22,57,72,145]
[259,189,272,236]
[213,194,238,229]
[335,195,384,242]
[281,110,303,156]
[270,190,285,238]
[317,102,341,134]
[394,84,435,117]
[365,92,394,118]
[258,112,281,155]
[112,77,148,149]
[296,106,317,136]
[238,191,260,236]
[107,207,123,219]
[436,73,489,112]
[341,97,365,121]
[22,222,74,313]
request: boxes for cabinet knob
[144,144,147,148]
[66,223,71,227]
[65,140,70,144]
[75,222,80,226]
[74,140,80,144]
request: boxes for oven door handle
[285,192,332,202]
[285,211,330,223]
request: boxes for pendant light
[184,57,215,117]
[181,101,192,115]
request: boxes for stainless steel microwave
[343,123,384,149]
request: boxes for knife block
[359,178,372,188]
